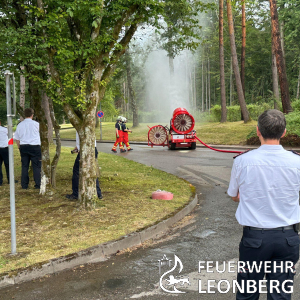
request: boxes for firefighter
[111,116,126,153]
[121,117,133,151]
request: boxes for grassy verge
[0,146,192,274]
[59,121,258,145]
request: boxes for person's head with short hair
[257,109,286,141]
[24,108,34,118]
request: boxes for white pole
[4,70,17,255]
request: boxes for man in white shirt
[66,131,102,200]
[14,108,41,189]
[0,120,9,185]
[227,109,300,299]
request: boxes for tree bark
[48,96,61,188]
[269,0,292,113]
[241,0,246,95]
[208,58,211,113]
[297,66,300,99]
[20,67,26,121]
[219,0,227,122]
[125,49,139,127]
[230,56,233,106]
[226,0,250,122]
[271,40,280,108]
[202,59,204,111]
[41,92,53,142]
[205,59,208,111]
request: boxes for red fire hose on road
[194,135,243,154]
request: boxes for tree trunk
[241,0,246,95]
[230,56,233,106]
[269,0,292,113]
[125,49,139,127]
[20,67,26,121]
[208,58,211,113]
[193,63,197,109]
[95,111,99,128]
[226,0,250,122]
[28,77,51,195]
[41,92,53,143]
[219,0,227,122]
[202,59,204,111]
[169,56,175,78]
[205,60,208,111]
[279,4,285,59]
[272,41,280,108]
[77,120,98,207]
[296,66,300,99]
[48,96,61,188]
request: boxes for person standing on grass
[66,131,102,200]
[0,120,9,186]
[14,108,41,190]
[111,116,126,153]
[121,117,133,151]
[227,109,300,300]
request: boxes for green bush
[291,99,300,111]
[286,112,300,136]
[210,103,275,122]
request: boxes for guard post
[4,70,17,255]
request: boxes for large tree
[3,0,200,206]
[269,0,292,113]
[226,0,250,122]
[219,0,227,122]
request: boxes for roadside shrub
[291,99,300,111]
[227,106,241,121]
[210,102,275,122]
[210,105,221,122]
[286,111,300,136]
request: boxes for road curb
[0,194,198,289]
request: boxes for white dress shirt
[227,145,300,228]
[0,126,8,148]
[14,118,41,145]
[76,131,97,151]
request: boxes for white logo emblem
[159,255,190,294]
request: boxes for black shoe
[111,149,117,153]
[22,187,28,190]
[128,148,133,151]
[98,195,103,199]
[35,186,40,189]
[66,194,78,201]
[120,149,126,153]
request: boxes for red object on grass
[152,191,174,200]
[8,138,13,145]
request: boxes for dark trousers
[72,148,102,198]
[20,145,41,189]
[0,147,9,185]
[237,227,300,300]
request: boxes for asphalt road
[2,142,300,300]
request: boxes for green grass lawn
[0,146,193,274]
[58,120,258,145]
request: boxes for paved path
[2,143,300,300]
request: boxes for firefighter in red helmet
[111,116,126,153]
